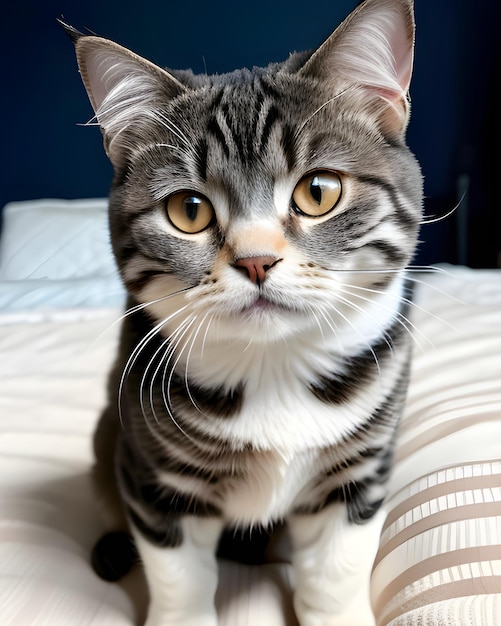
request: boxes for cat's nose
[233,256,282,285]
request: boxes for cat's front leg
[289,502,385,626]
[132,516,224,626]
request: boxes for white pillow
[0,199,125,310]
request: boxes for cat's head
[65,0,422,345]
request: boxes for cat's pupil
[184,197,201,222]
[310,177,322,205]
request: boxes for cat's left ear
[299,0,415,138]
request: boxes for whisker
[183,311,214,416]
[154,143,184,152]
[85,286,194,353]
[336,285,434,354]
[329,294,385,372]
[306,303,331,341]
[295,86,355,140]
[161,318,202,444]
[200,313,216,360]
[117,304,190,426]
[140,315,196,425]
[319,265,448,275]
[344,281,456,331]
[318,298,382,373]
[401,274,464,305]
[148,318,199,444]
[420,188,467,225]
[154,110,192,149]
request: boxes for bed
[1,198,500,625]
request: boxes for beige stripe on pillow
[372,461,501,625]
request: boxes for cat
[63,0,422,623]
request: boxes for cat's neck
[178,325,342,393]
[167,272,407,392]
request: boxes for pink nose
[233,256,281,285]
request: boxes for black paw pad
[91,531,138,581]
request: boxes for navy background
[2,0,500,267]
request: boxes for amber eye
[165,192,215,233]
[292,171,342,217]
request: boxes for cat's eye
[292,171,342,218]
[165,192,215,234]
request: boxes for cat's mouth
[240,294,296,315]
[251,296,275,310]
[238,296,273,314]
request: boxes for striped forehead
[198,81,298,177]
[188,81,299,222]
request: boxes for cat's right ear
[60,21,186,167]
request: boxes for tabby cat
[65,0,422,623]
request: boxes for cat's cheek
[137,275,192,320]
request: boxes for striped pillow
[371,268,501,625]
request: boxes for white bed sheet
[0,265,500,625]
[0,309,298,625]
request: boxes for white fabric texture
[0,199,125,310]
[0,198,500,625]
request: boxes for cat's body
[66,0,422,623]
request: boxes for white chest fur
[223,447,320,527]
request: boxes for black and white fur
[65,0,422,623]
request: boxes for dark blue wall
[2,1,500,266]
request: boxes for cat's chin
[218,300,310,344]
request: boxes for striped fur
[68,0,422,623]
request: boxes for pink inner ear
[76,40,122,114]
[389,25,414,93]
[83,49,112,113]
[300,0,416,105]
